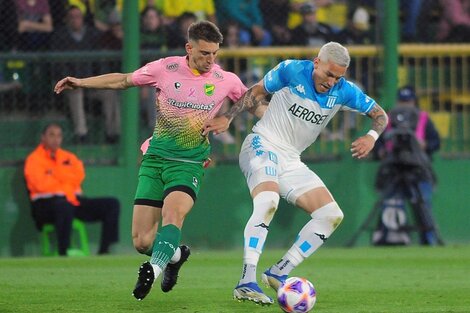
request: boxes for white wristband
[367,130,379,141]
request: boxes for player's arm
[351,103,388,159]
[54,73,135,94]
[202,81,269,135]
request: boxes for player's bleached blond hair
[317,42,351,67]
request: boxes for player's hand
[350,135,375,159]
[202,116,230,136]
[54,77,81,94]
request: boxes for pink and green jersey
[131,56,247,162]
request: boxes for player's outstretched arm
[54,73,134,94]
[351,103,388,159]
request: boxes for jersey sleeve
[131,59,164,87]
[263,60,293,94]
[226,72,248,102]
[342,80,376,114]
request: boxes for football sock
[169,246,181,264]
[150,224,181,278]
[238,264,258,285]
[240,191,279,283]
[272,202,343,276]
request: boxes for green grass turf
[1,246,470,313]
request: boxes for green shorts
[134,154,205,207]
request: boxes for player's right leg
[234,134,281,305]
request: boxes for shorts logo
[204,84,215,96]
[265,166,276,176]
[166,62,179,72]
[192,177,199,187]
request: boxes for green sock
[150,224,181,271]
[143,232,160,257]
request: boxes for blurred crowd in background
[1,0,469,150]
[1,0,470,53]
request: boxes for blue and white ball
[277,277,316,313]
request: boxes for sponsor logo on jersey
[204,84,215,96]
[326,96,337,108]
[213,71,223,79]
[288,103,328,125]
[168,98,215,111]
[166,62,179,72]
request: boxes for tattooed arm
[350,103,389,159]
[202,80,269,135]
[223,82,269,122]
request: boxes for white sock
[169,246,181,264]
[151,264,163,280]
[238,264,257,285]
[271,202,344,277]
[240,191,280,283]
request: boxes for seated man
[24,123,120,255]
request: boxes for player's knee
[252,191,280,224]
[311,201,344,229]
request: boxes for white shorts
[239,133,326,204]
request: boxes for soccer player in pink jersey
[54,21,265,301]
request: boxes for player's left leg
[263,168,343,291]
[131,203,162,300]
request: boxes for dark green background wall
[1,157,468,257]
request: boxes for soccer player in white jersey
[54,21,266,302]
[204,42,389,305]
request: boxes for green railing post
[120,0,139,196]
[382,0,399,111]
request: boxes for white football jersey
[252,59,376,154]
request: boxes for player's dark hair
[188,20,223,44]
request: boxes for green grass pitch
[1,246,469,313]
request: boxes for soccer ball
[277,277,316,313]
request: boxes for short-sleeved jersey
[132,56,247,162]
[253,59,376,155]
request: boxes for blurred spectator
[14,0,53,51]
[157,0,217,25]
[260,0,292,46]
[336,6,372,45]
[315,0,348,31]
[373,86,441,246]
[100,9,123,50]
[24,123,120,255]
[68,0,119,32]
[50,6,120,144]
[215,0,272,46]
[140,6,167,49]
[436,0,470,42]
[400,0,423,42]
[287,0,314,29]
[167,12,197,49]
[139,6,167,132]
[290,2,336,46]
